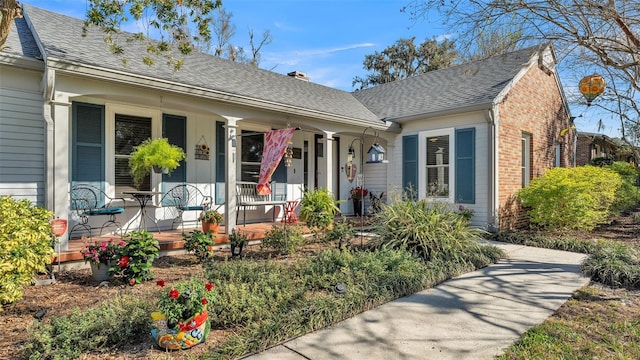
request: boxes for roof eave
[0,52,44,71]
[46,58,389,130]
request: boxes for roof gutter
[388,102,494,123]
[45,58,392,132]
[0,52,44,70]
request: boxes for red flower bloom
[201,298,207,305]
[169,289,179,299]
[129,278,136,286]
[205,282,214,291]
[156,279,165,287]
[118,256,130,268]
[179,322,187,332]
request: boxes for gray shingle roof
[10,5,545,126]
[352,46,543,121]
[20,5,380,124]
[3,15,41,59]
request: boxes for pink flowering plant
[80,238,125,265]
[456,205,475,222]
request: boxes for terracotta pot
[201,221,219,233]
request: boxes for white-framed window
[419,128,454,202]
[114,114,152,193]
[240,130,264,182]
[554,143,561,167]
[522,133,531,187]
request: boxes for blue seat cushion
[87,207,125,216]
[178,205,205,211]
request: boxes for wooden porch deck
[54,222,296,266]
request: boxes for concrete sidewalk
[242,241,590,360]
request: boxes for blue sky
[22,0,618,137]
[24,0,448,92]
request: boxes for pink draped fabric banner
[257,128,296,195]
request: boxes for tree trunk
[0,1,23,51]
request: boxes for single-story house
[0,5,573,250]
[576,131,623,166]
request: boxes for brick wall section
[576,135,592,166]
[497,64,573,230]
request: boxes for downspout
[484,107,498,231]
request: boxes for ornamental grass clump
[369,198,487,262]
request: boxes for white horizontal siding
[0,67,45,204]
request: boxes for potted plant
[349,186,368,216]
[128,138,186,189]
[182,230,216,261]
[228,229,249,257]
[151,277,215,350]
[110,230,159,286]
[80,238,126,281]
[199,209,224,240]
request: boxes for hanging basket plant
[129,138,186,189]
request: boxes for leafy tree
[352,37,458,90]
[403,0,640,160]
[82,0,222,70]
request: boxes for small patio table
[122,191,163,233]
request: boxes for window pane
[241,164,261,182]
[115,114,151,192]
[241,131,264,182]
[241,132,263,163]
[427,167,449,197]
[426,134,449,197]
[426,136,449,166]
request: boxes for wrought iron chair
[69,184,126,238]
[161,184,213,231]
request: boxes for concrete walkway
[242,241,590,360]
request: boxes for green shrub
[299,188,341,240]
[0,196,54,308]
[112,230,159,285]
[324,217,357,249]
[605,161,640,213]
[182,229,216,261]
[369,199,487,262]
[518,166,621,231]
[22,295,152,359]
[261,224,305,254]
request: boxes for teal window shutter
[455,128,475,204]
[162,114,187,186]
[72,102,105,191]
[402,135,418,198]
[215,121,225,204]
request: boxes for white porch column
[323,131,335,194]
[49,98,71,250]
[224,119,238,234]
